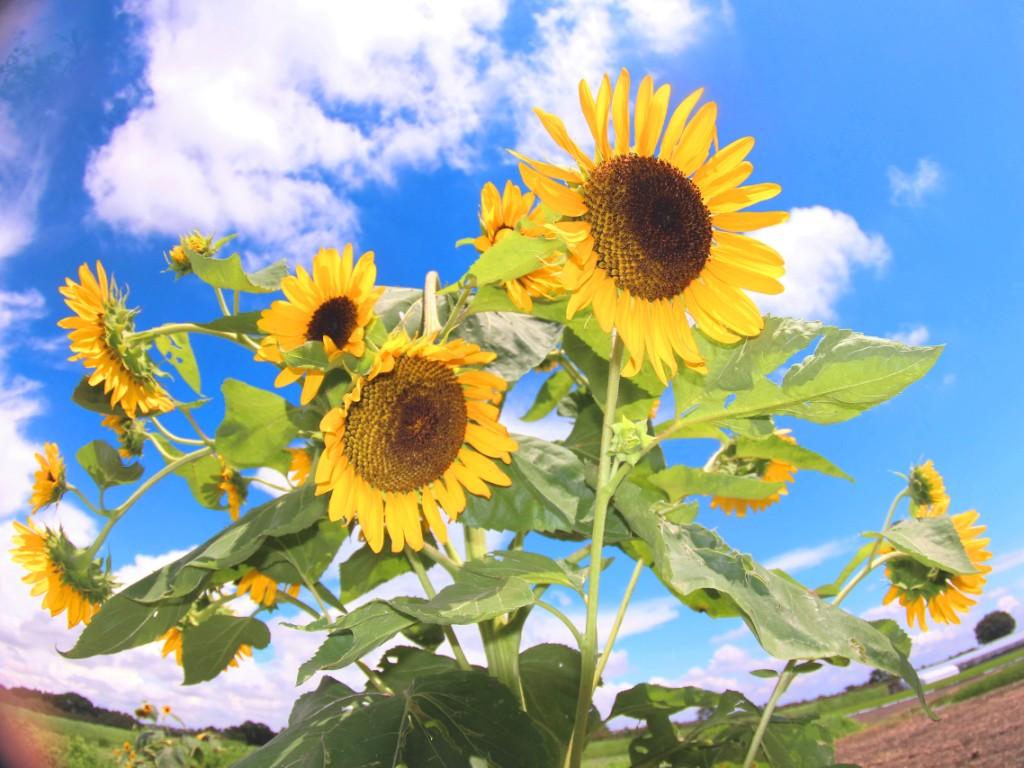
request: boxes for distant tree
[975,610,1016,644]
[223,720,276,746]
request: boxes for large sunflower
[883,510,991,631]
[315,332,517,553]
[709,432,797,518]
[258,246,383,404]
[472,180,564,312]
[30,443,67,514]
[11,520,114,628]
[516,69,786,382]
[907,460,950,518]
[59,262,174,417]
[236,569,300,607]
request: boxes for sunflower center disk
[583,154,712,301]
[306,296,359,347]
[342,356,468,493]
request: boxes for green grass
[932,660,1024,707]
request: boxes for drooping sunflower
[472,180,564,312]
[235,569,300,608]
[883,510,991,631]
[288,447,312,486]
[30,443,67,514]
[11,520,114,628]
[102,415,145,458]
[59,262,174,417]
[907,460,950,518]
[709,432,797,518]
[517,69,787,382]
[218,464,246,521]
[315,332,517,553]
[257,246,383,404]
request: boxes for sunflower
[907,460,950,518]
[709,432,797,517]
[30,443,67,514]
[165,230,212,277]
[883,510,991,631]
[219,464,246,520]
[472,180,564,312]
[315,331,517,553]
[516,69,786,382]
[288,447,312,486]
[159,625,253,670]
[160,705,172,716]
[102,415,145,458]
[257,246,383,404]
[236,569,300,607]
[11,520,114,628]
[59,262,174,417]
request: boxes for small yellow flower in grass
[883,510,992,631]
[907,460,950,517]
[315,331,517,553]
[101,414,146,458]
[30,443,66,514]
[236,569,300,607]
[135,703,154,719]
[160,705,172,715]
[709,432,797,518]
[471,180,564,312]
[11,520,114,628]
[257,246,383,404]
[219,463,246,520]
[59,262,174,417]
[165,230,213,277]
[288,447,312,486]
[517,69,787,383]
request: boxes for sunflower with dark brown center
[516,69,787,382]
[315,332,518,553]
[257,245,383,404]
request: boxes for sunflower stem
[66,485,104,518]
[741,661,797,768]
[422,271,442,335]
[439,279,475,342]
[214,288,231,317]
[406,548,471,671]
[535,600,583,647]
[593,556,643,688]
[179,406,214,446]
[832,551,902,607]
[150,416,206,446]
[567,332,623,768]
[864,489,909,574]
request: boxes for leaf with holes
[154,332,202,394]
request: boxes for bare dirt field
[836,680,1024,767]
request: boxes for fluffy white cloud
[85,0,712,260]
[754,206,890,322]
[890,324,930,346]
[763,538,848,574]
[888,158,942,207]
[0,101,49,261]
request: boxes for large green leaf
[461,436,588,533]
[734,434,852,481]
[461,551,584,592]
[876,517,978,573]
[286,676,357,728]
[455,311,562,383]
[610,683,726,720]
[154,332,202,395]
[467,231,562,287]
[523,369,575,422]
[393,571,536,625]
[238,670,556,768]
[373,286,422,335]
[182,615,270,685]
[188,249,287,293]
[215,379,299,472]
[649,464,786,502]
[339,544,435,604]
[64,486,328,658]
[521,644,599,762]
[376,645,462,693]
[248,520,348,587]
[76,440,143,489]
[664,317,941,435]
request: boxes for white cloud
[998,595,1021,614]
[0,101,49,261]
[755,206,891,321]
[85,0,712,260]
[709,623,749,644]
[888,158,942,207]
[113,548,194,586]
[890,324,930,346]
[763,538,848,574]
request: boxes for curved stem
[419,542,459,576]
[131,323,247,346]
[567,332,623,768]
[832,551,901,607]
[248,475,291,494]
[405,548,471,671]
[214,288,231,317]
[535,600,583,647]
[864,489,908,574]
[741,662,797,768]
[439,279,475,342]
[442,540,464,567]
[150,416,206,446]
[144,433,176,461]
[593,557,644,687]
[179,407,214,446]
[65,485,104,517]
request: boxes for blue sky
[1,0,1022,727]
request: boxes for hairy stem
[567,332,623,768]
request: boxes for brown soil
[836,680,1024,767]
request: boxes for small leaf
[467,231,562,287]
[734,433,852,481]
[195,312,262,335]
[215,379,299,471]
[751,668,779,678]
[280,341,330,370]
[71,377,121,416]
[462,550,585,591]
[188,249,287,293]
[875,516,979,574]
[393,572,536,625]
[182,615,270,685]
[154,332,202,394]
[339,544,434,604]
[76,440,144,489]
[523,369,575,422]
[649,464,785,502]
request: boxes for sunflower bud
[165,230,213,277]
[907,460,949,517]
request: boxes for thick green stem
[864,489,908,574]
[439,279,475,342]
[567,333,624,768]
[832,550,901,607]
[214,288,231,317]
[593,557,644,687]
[150,416,206,446]
[406,548,471,671]
[741,662,797,768]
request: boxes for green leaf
[339,544,435,604]
[455,311,562,383]
[188,249,287,293]
[563,328,661,421]
[875,516,979,574]
[760,719,837,768]
[195,312,263,335]
[520,644,598,762]
[182,615,270,685]
[249,520,347,587]
[376,645,462,693]
[373,286,422,334]
[215,379,299,471]
[461,550,585,591]
[238,670,556,768]
[461,436,588,533]
[467,283,570,324]
[394,571,536,625]
[467,231,562,287]
[154,332,202,395]
[523,369,575,422]
[649,464,785,501]
[71,377,121,416]
[75,440,143,489]
[610,683,728,720]
[280,341,330,370]
[287,676,357,728]
[296,600,419,683]
[734,434,852,481]
[665,317,942,435]
[751,668,779,678]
